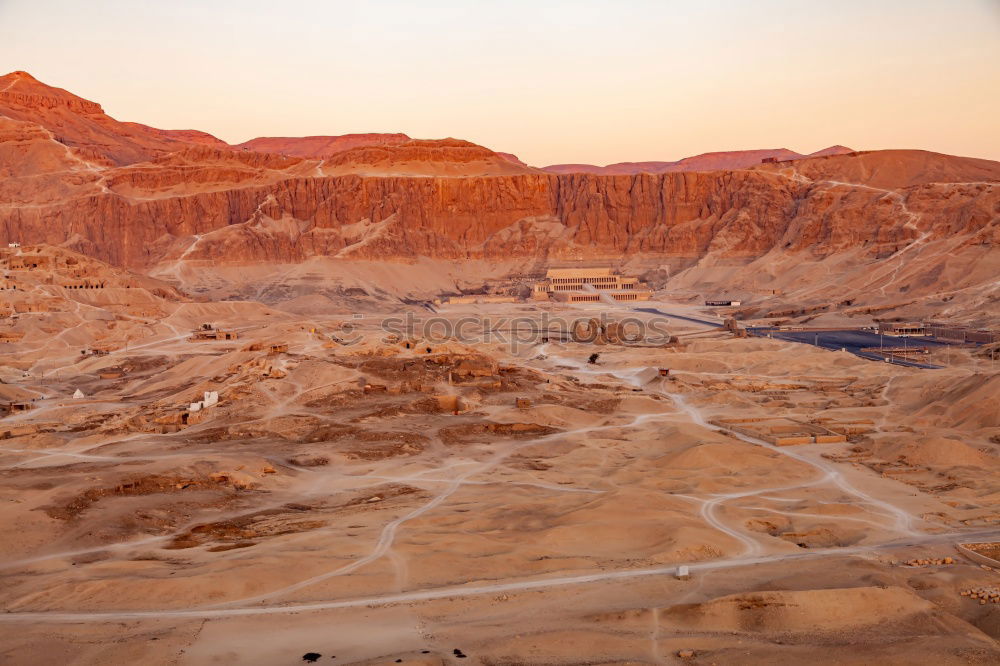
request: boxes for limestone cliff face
[1,71,997,273]
[3,162,996,269]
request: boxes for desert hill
[119,123,229,149]
[0,71,997,323]
[0,71,220,166]
[755,148,1000,189]
[316,138,543,177]
[541,145,856,175]
[0,244,187,356]
[232,133,411,158]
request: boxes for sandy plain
[1,274,999,665]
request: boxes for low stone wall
[957,543,1000,568]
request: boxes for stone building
[878,322,927,337]
[532,267,653,303]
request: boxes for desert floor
[1,299,999,665]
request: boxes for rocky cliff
[1,71,997,306]
[3,149,996,270]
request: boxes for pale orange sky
[1,0,998,166]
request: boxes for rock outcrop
[1,70,997,312]
[3,152,996,270]
[232,133,411,158]
[542,146,856,175]
[0,70,217,166]
[317,138,544,177]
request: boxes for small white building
[72,389,85,399]
[189,391,220,413]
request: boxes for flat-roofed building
[924,322,999,344]
[967,330,999,344]
[878,322,927,337]
[532,267,652,303]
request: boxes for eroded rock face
[318,138,544,177]
[0,70,209,166]
[541,146,855,175]
[0,70,997,274]
[5,163,995,269]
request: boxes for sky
[1,0,998,166]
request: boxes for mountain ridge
[1,70,997,322]
[540,146,857,175]
[1,71,858,171]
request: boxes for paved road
[634,307,724,329]
[634,306,944,370]
[748,327,946,369]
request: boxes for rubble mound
[661,586,933,633]
[658,441,780,470]
[873,436,993,468]
[911,374,1000,429]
